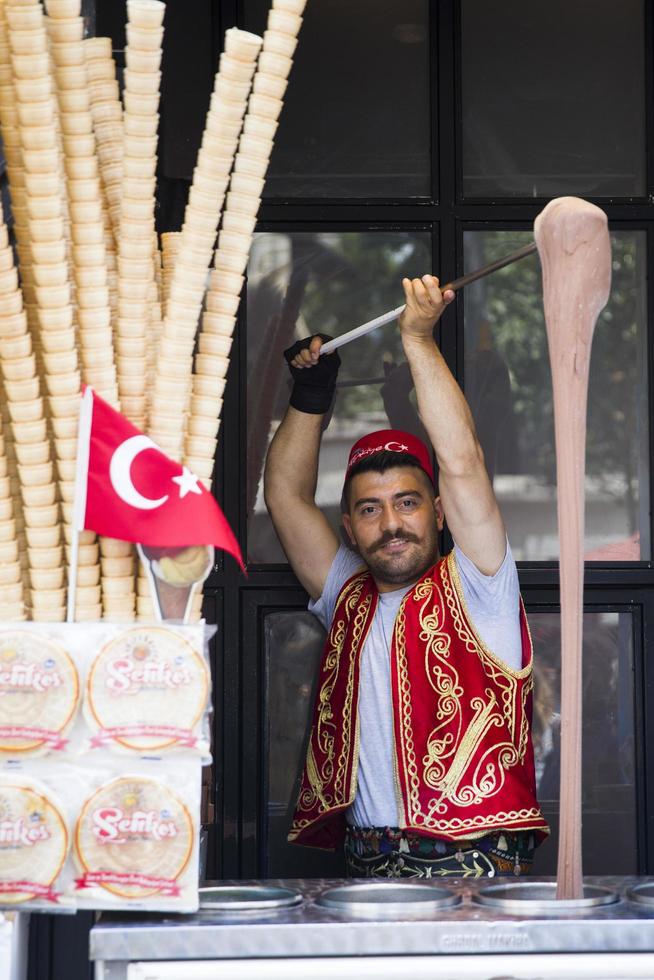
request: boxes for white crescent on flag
[109,435,170,511]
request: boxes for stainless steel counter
[90,876,654,969]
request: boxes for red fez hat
[345,429,435,484]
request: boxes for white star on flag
[171,467,203,499]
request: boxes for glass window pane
[247,230,432,563]
[243,1,431,198]
[263,610,344,877]
[530,610,636,875]
[463,229,649,561]
[461,0,646,198]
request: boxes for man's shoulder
[308,545,367,631]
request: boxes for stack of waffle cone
[0,6,35,611]
[47,0,131,622]
[0,4,38,340]
[0,215,63,621]
[0,414,26,620]
[82,36,122,240]
[115,0,165,433]
[184,4,305,492]
[0,389,30,603]
[160,231,181,307]
[149,28,262,467]
[47,0,117,407]
[4,0,82,623]
[0,5,269,625]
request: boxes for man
[264,274,548,878]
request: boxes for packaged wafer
[0,772,73,911]
[0,628,79,755]
[84,623,211,755]
[0,622,213,760]
[72,759,200,911]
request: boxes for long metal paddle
[319,242,537,356]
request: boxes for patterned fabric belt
[344,826,536,879]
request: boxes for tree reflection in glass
[463,230,649,561]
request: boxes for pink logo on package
[0,818,51,847]
[105,657,194,694]
[0,662,64,693]
[92,806,179,843]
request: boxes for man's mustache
[370,531,420,553]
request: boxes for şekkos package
[0,623,209,911]
[84,624,211,753]
[0,629,80,756]
[0,756,202,913]
[0,622,214,759]
[0,772,71,909]
[73,762,200,910]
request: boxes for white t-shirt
[309,541,524,828]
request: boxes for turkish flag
[79,387,243,569]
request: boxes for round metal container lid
[626,882,654,906]
[474,881,618,914]
[199,885,303,911]
[316,882,460,916]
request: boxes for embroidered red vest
[289,552,549,850]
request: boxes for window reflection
[530,610,636,875]
[461,0,646,198]
[242,0,431,199]
[463,229,649,561]
[246,230,432,563]
[263,610,343,877]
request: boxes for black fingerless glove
[283,334,341,415]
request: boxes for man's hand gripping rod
[319,242,538,356]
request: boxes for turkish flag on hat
[77,387,243,568]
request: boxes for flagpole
[67,387,94,623]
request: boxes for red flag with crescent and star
[77,386,243,569]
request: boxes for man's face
[342,466,444,592]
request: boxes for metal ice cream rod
[319,242,538,356]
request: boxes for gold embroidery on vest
[416,579,465,793]
[395,562,534,833]
[296,574,366,822]
[428,691,502,806]
[393,588,422,823]
[305,741,330,811]
[334,587,372,803]
[443,555,529,744]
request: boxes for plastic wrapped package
[0,621,215,760]
[0,621,213,912]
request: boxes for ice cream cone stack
[115,0,165,433]
[0,3,266,626]
[149,28,262,465]
[183,5,304,496]
[160,230,181,309]
[46,0,128,621]
[82,36,123,243]
[145,272,162,418]
[0,415,26,620]
[47,0,118,408]
[0,211,63,620]
[0,5,39,341]
[0,388,31,604]
[5,0,86,620]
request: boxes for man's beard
[358,528,439,588]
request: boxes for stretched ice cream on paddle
[534,197,611,900]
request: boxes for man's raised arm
[263,336,340,599]
[399,275,507,575]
